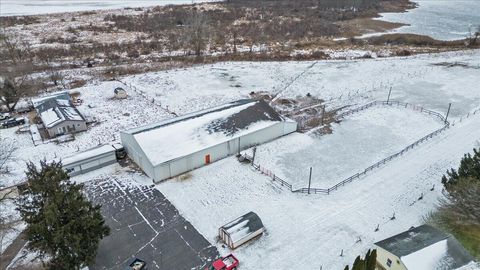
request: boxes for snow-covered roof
[221,211,264,243]
[33,92,85,128]
[61,144,117,166]
[123,99,287,165]
[375,225,473,270]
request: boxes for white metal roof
[125,100,287,166]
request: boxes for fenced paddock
[243,100,450,195]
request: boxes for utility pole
[308,167,313,194]
[445,103,452,124]
[386,87,392,104]
[252,147,257,165]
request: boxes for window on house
[386,259,392,267]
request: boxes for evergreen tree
[351,255,365,270]
[366,249,377,270]
[16,160,110,270]
[442,148,480,187]
[344,249,377,270]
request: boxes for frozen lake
[0,0,218,16]
[374,0,480,40]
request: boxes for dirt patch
[176,173,192,181]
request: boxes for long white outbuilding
[121,99,297,183]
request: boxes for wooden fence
[243,100,451,195]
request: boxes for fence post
[386,87,392,104]
[445,103,452,124]
[321,105,326,126]
[308,167,313,194]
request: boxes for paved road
[0,231,27,270]
[84,177,218,270]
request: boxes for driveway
[84,176,219,270]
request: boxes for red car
[207,254,239,270]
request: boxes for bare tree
[0,137,18,175]
[0,137,19,254]
[183,11,210,57]
[440,178,480,227]
[467,25,480,47]
[0,34,34,112]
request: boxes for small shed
[58,143,124,176]
[219,211,265,249]
[114,87,128,99]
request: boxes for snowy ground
[0,0,220,16]
[125,50,480,118]
[252,105,444,189]
[0,80,171,188]
[368,0,480,41]
[156,112,480,269]
[1,50,480,268]
[2,50,480,189]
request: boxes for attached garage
[120,99,297,183]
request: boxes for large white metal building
[120,99,297,183]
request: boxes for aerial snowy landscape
[1,0,479,270]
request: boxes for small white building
[219,211,265,249]
[120,99,297,183]
[114,87,127,99]
[60,143,125,176]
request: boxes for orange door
[205,154,211,164]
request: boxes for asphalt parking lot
[85,176,219,270]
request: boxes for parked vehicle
[125,258,146,270]
[1,117,25,128]
[207,254,239,270]
[0,113,10,121]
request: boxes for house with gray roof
[32,92,87,138]
[374,225,474,270]
[120,99,297,183]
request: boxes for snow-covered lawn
[252,105,444,189]
[0,80,171,188]
[156,112,480,269]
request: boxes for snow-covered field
[126,50,480,118]
[252,106,444,189]
[1,50,480,268]
[156,112,480,269]
[2,50,479,189]
[370,0,480,40]
[0,0,220,16]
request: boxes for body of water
[377,0,480,40]
[0,0,217,16]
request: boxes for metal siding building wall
[63,151,117,176]
[149,121,297,183]
[120,131,155,179]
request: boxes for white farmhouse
[120,99,297,183]
[32,92,87,137]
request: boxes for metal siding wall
[121,132,155,179]
[148,121,298,183]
